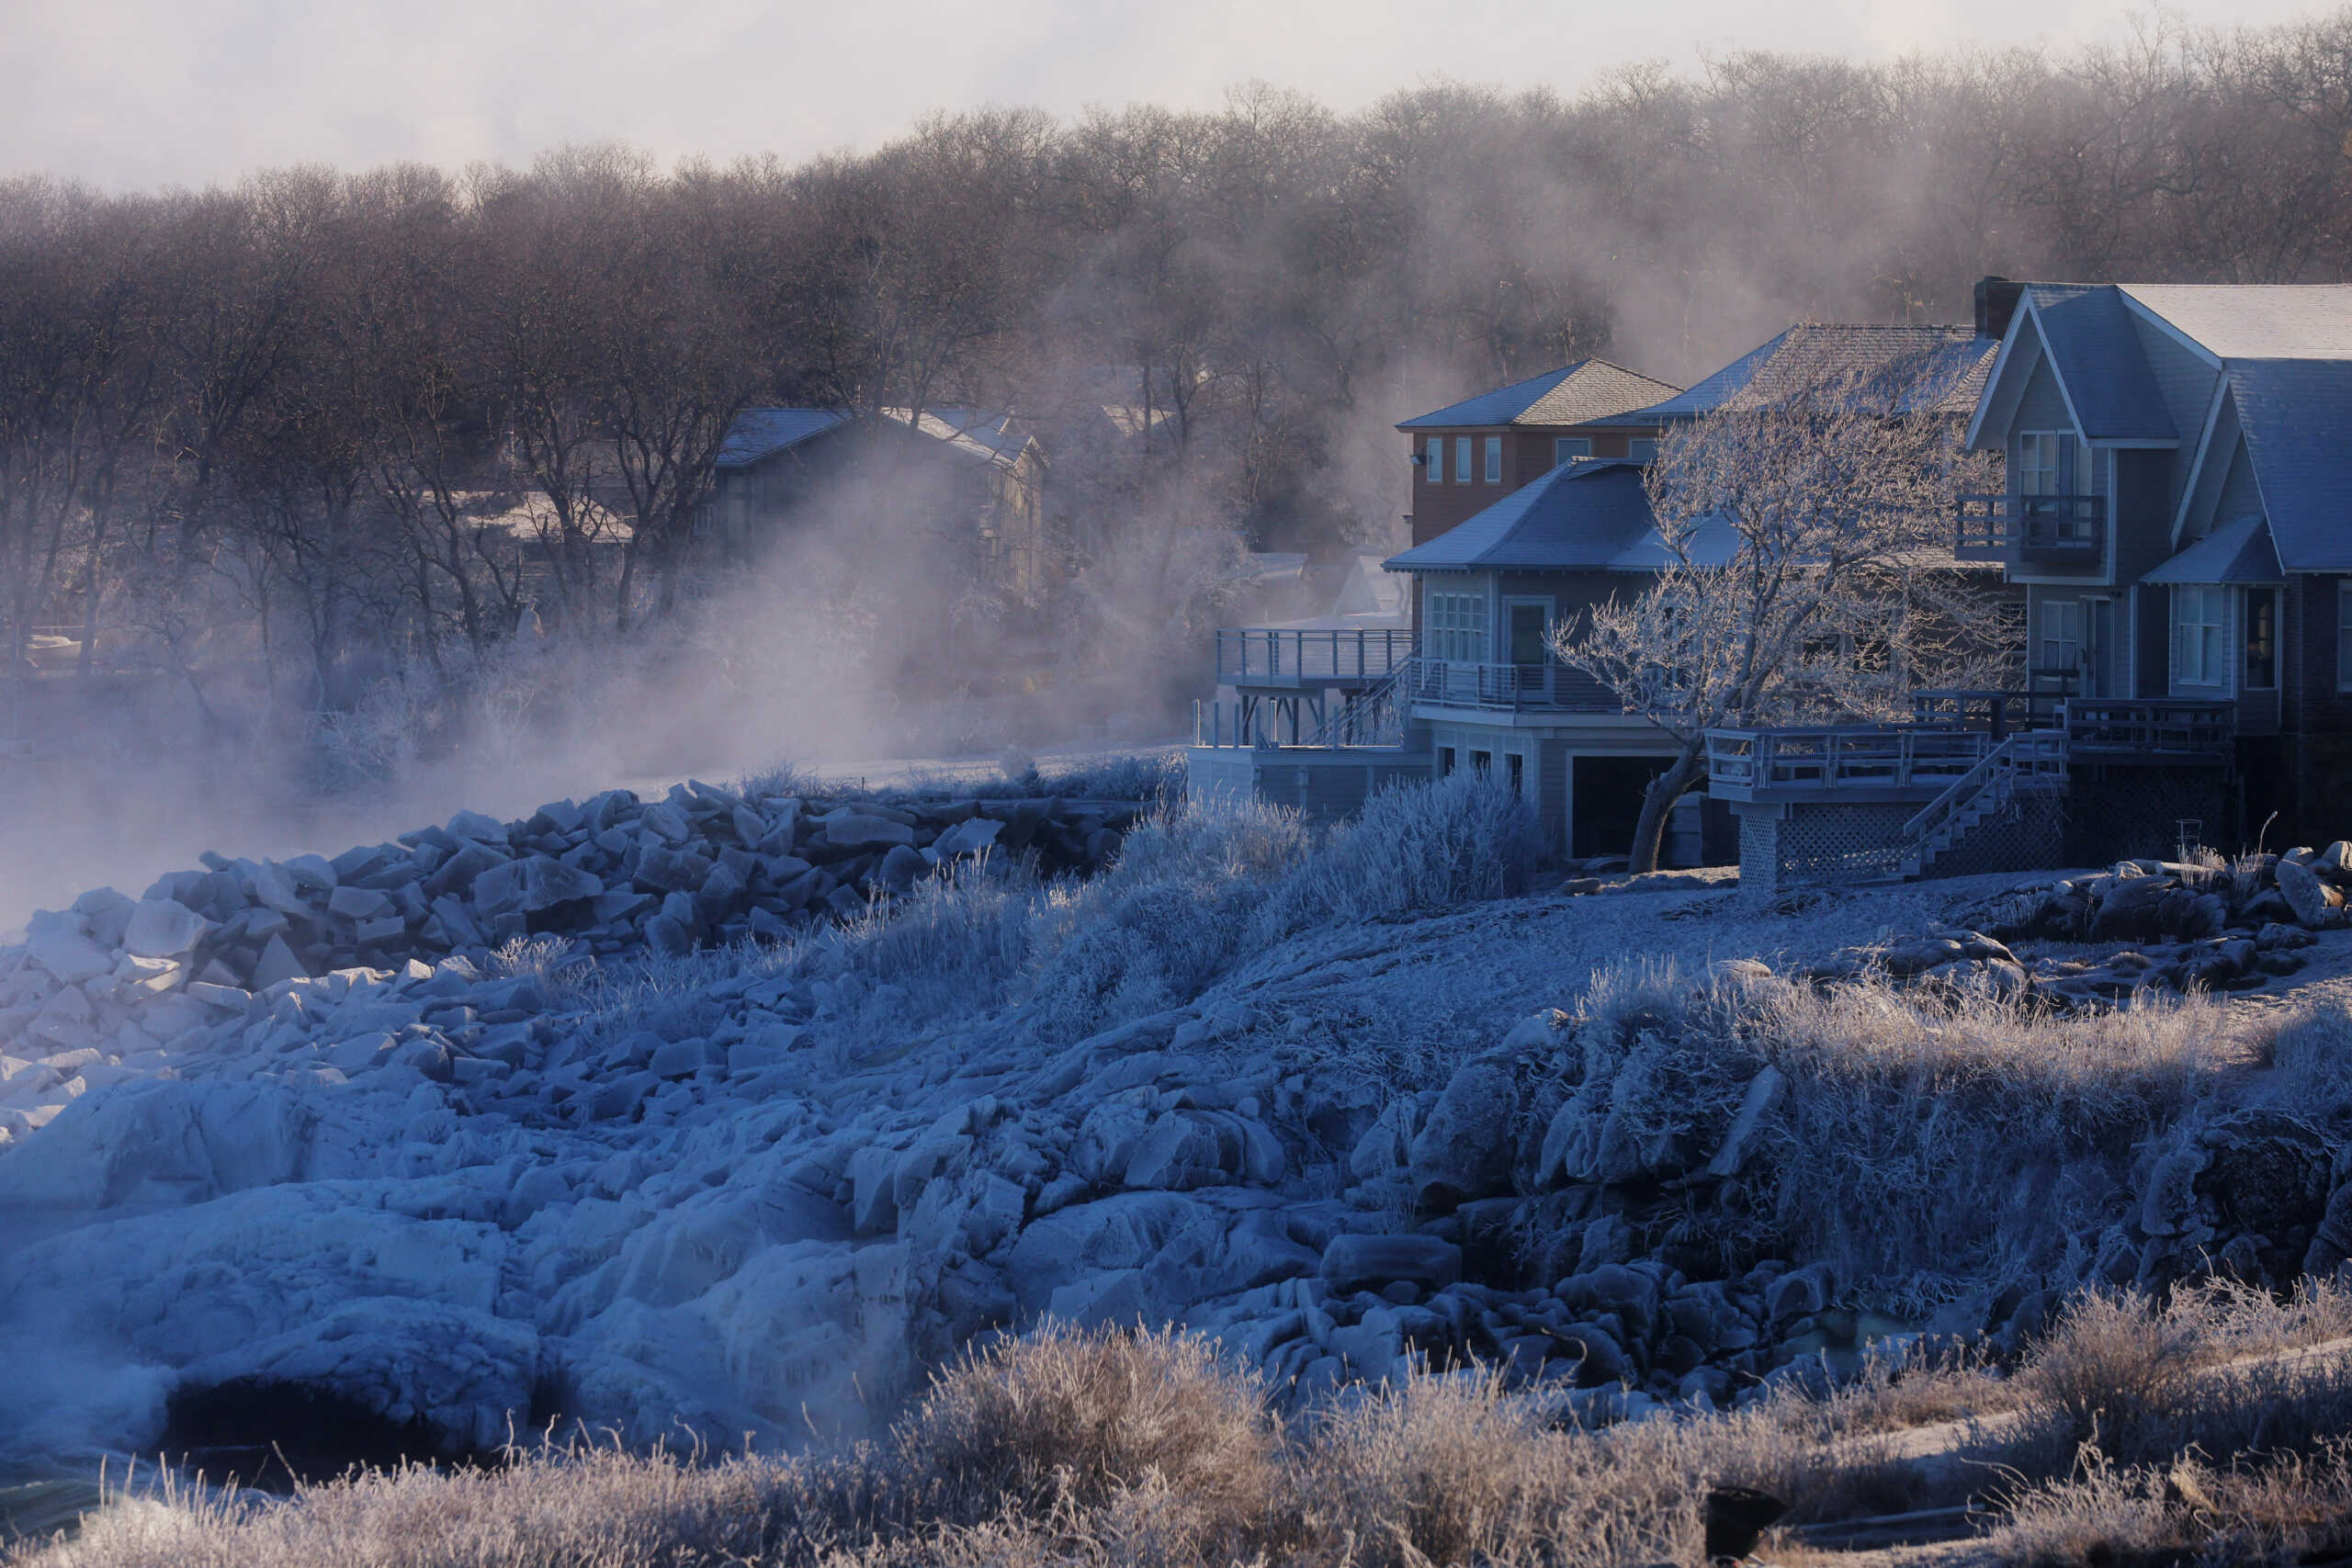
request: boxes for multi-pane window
[2040,599,2083,676]
[1426,590,1488,662]
[1422,438,1443,483]
[2018,431,2064,495]
[1553,437,1592,468]
[1453,435,1472,484]
[2173,584,2227,687]
[2245,588,2278,690]
[1484,435,1502,483]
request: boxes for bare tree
[1561,333,2008,873]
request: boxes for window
[1506,752,1525,796]
[1426,590,1488,662]
[1483,435,1502,483]
[1453,435,1472,484]
[1422,438,1443,483]
[2173,584,2227,687]
[2245,587,2278,690]
[2338,582,2352,693]
[2018,431,2064,495]
[2039,600,2083,676]
[1553,436,1592,468]
[1438,746,1456,777]
[1627,438,1659,461]
[1470,750,1493,776]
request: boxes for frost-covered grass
[734,751,1185,807]
[1568,963,2255,1305]
[25,1311,2352,1568]
[715,773,1541,1048]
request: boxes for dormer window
[1453,436,1472,485]
[1423,439,1444,483]
[1484,436,1502,483]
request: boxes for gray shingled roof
[2224,358,2352,573]
[1383,459,1657,571]
[1396,359,1679,431]
[1590,324,1994,426]
[2143,515,2284,584]
[2020,285,2176,441]
[2125,286,2352,361]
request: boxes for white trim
[2168,378,2233,548]
[1963,302,2039,451]
[1500,594,1555,664]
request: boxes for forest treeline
[6,11,2352,744]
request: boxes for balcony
[1954,493,2104,570]
[1215,627,1414,690]
[1405,659,1623,714]
[2062,699,2235,759]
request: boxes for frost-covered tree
[1560,333,2010,874]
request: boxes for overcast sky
[1,0,2338,189]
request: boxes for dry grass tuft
[895,1325,1279,1529]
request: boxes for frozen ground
[0,777,1973,1482]
[2,770,2341,1529]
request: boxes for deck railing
[2061,699,2235,754]
[1405,659,1621,713]
[1704,725,2006,800]
[1215,627,1415,685]
[1954,493,2103,565]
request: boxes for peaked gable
[1397,358,1679,430]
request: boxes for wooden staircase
[1896,730,2069,880]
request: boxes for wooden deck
[1216,628,1413,691]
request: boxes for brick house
[1396,360,1679,547]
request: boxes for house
[1397,359,1680,547]
[1957,279,2352,842]
[1381,324,1998,865]
[1191,325,2001,865]
[704,406,1050,604]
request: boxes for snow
[0,781,2008,1475]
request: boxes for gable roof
[2142,514,2285,585]
[718,407,1037,474]
[2124,286,2352,361]
[1592,324,1995,426]
[1383,458,1656,572]
[2018,285,2175,441]
[2222,358,2352,572]
[1396,358,1679,430]
[718,408,854,468]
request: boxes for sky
[0,0,2340,188]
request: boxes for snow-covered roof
[1595,324,1995,426]
[1396,359,1680,431]
[717,409,854,468]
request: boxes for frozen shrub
[895,1325,1278,1529]
[1272,770,1541,924]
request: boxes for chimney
[1973,276,2024,342]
